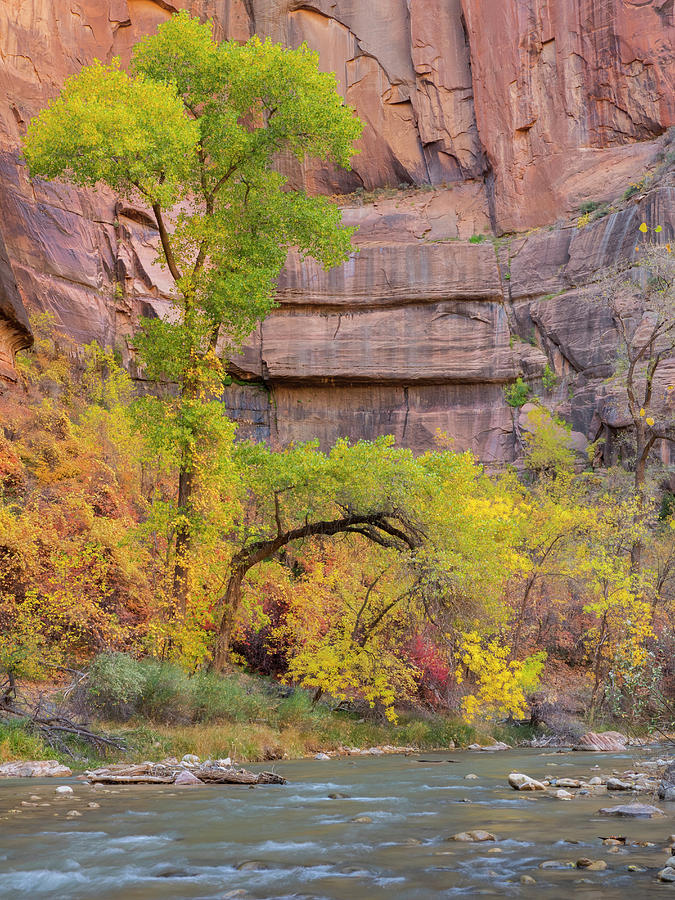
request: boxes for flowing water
[1,748,674,899]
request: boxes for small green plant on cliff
[542,364,557,393]
[504,377,530,408]
[469,233,486,244]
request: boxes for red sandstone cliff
[0,0,673,463]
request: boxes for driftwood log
[85,761,286,785]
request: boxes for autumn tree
[602,229,675,566]
[209,437,523,672]
[22,12,362,617]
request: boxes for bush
[277,690,328,728]
[579,200,602,215]
[86,653,273,725]
[469,233,486,244]
[542,364,557,393]
[88,652,145,720]
[191,671,269,724]
[138,661,193,724]
[504,377,530,408]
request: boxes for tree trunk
[172,462,194,618]
[210,565,247,672]
[632,433,647,573]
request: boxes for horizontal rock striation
[0,0,673,462]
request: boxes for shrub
[542,364,557,393]
[579,200,602,215]
[469,233,486,244]
[277,690,328,728]
[504,377,530,408]
[88,652,144,719]
[191,671,269,724]
[137,660,193,724]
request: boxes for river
[1,748,674,898]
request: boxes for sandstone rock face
[0,0,674,464]
[462,0,675,230]
[0,226,32,381]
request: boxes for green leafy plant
[542,364,557,393]
[504,377,530,408]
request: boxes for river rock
[352,816,373,824]
[588,777,604,786]
[554,789,573,800]
[658,764,675,801]
[0,760,72,778]
[180,754,200,767]
[574,732,628,752]
[174,770,203,785]
[450,830,497,842]
[509,773,546,791]
[520,875,536,884]
[599,803,665,818]
[55,785,74,795]
[465,774,479,780]
[606,778,634,791]
[665,856,675,868]
[555,778,582,789]
[66,809,81,817]
[659,867,675,883]
[314,753,330,761]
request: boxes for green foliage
[522,406,575,476]
[87,654,270,725]
[504,377,530,408]
[542,364,557,393]
[0,719,51,763]
[88,652,145,718]
[579,200,602,215]
[469,233,486,244]
[190,671,268,724]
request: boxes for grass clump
[0,719,51,762]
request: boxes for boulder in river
[659,867,675,883]
[658,763,675,801]
[598,803,665,818]
[509,773,546,791]
[606,778,634,791]
[0,760,72,778]
[449,830,497,842]
[554,789,573,800]
[574,732,628,752]
[55,785,74,794]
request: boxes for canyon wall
[0,0,673,463]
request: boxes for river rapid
[1,747,674,899]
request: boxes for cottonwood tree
[23,12,362,617]
[210,437,523,671]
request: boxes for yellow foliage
[456,631,545,723]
